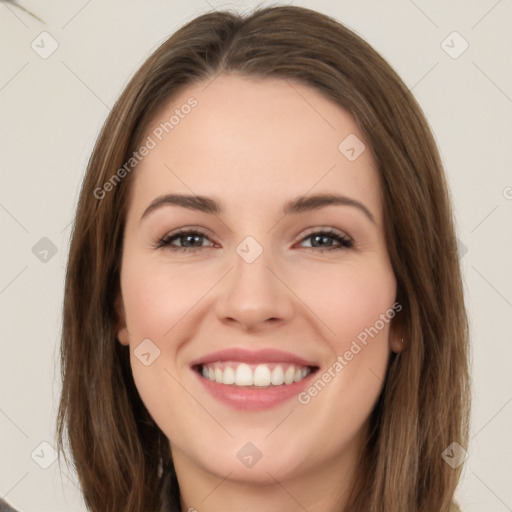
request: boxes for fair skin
[116,74,403,512]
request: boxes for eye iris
[180,234,203,247]
[311,234,334,248]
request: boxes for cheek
[300,258,397,347]
[119,258,217,429]
[298,258,396,406]
[120,259,203,441]
[121,259,210,341]
[297,259,396,424]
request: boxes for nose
[214,247,295,332]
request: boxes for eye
[297,229,353,251]
[155,229,215,253]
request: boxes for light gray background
[1,0,511,510]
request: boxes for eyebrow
[140,192,376,224]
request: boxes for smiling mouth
[193,362,319,388]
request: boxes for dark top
[0,498,18,512]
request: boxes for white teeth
[235,363,253,386]
[223,366,235,385]
[253,365,271,387]
[284,366,295,385]
[271,365,284,385]
[200,362,312,387]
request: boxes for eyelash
[155,228,354,253]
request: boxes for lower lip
[194,369,317,410]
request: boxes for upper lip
[190,348,319,368]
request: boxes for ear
[114,294,130,346]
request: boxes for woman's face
[117,74,402,489]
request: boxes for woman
[57,6,470,511]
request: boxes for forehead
[129,74,382,221]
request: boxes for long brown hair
[57,6,470,511]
